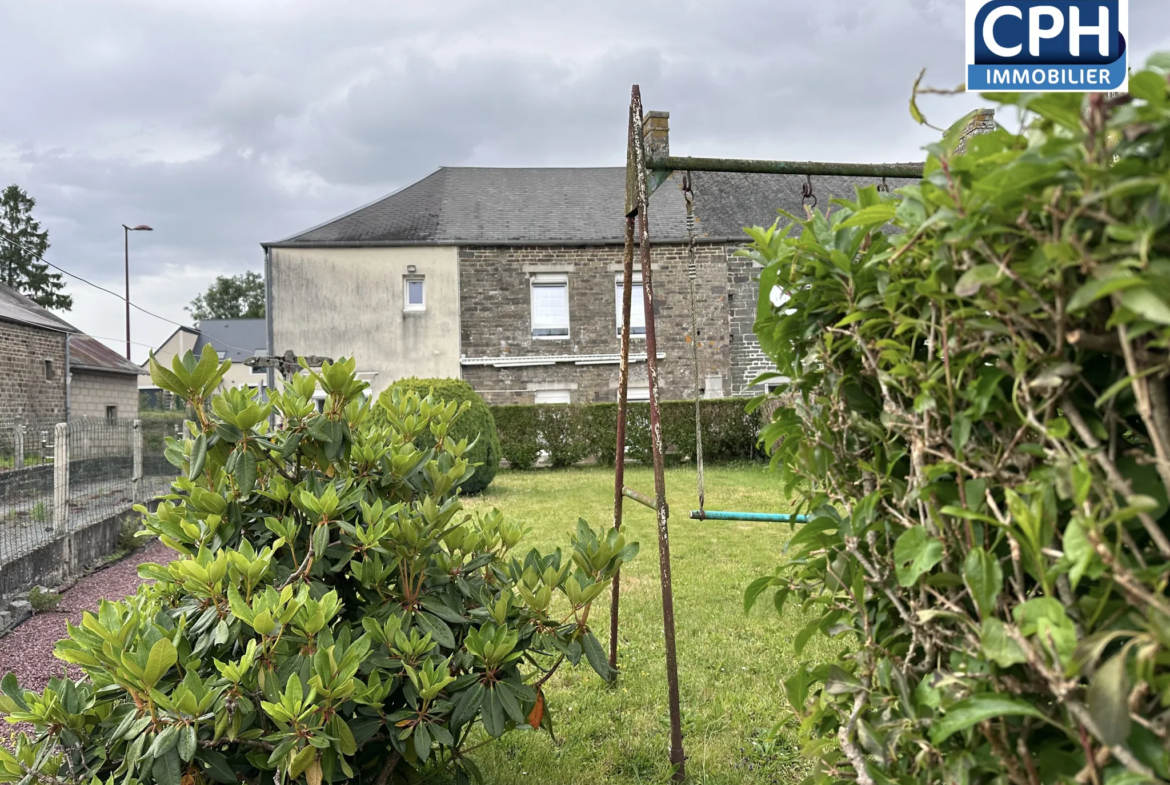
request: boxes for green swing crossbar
[689,510,810,523]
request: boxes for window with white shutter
[531,275,569,338]
[615,274,646,336]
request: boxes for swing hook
[877,176,890,193]
[800,174,817,209]
[682,172,694,205]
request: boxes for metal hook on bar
[800,174,817,209]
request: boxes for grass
[455,464,845,785]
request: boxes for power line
[0,233,256,355]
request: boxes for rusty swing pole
[610,84,688,781]
[607,85,929,783]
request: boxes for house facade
[139,319,268,407]
[263,113,918,405]
[0,282,143,424]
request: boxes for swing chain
[682,172,705,515]
[801,174,817,209]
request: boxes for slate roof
[264,166,919,248]
[193,319,267,363]
[69,334,144,376]
[0,282,76,333]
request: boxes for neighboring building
[262,112,918,405]
[67,334,145,420]
[139,319,267,408]
[0,281,144,423]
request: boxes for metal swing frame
[609,85,923,781]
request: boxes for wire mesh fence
[0,417,182,573]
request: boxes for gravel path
[0,541,172,744]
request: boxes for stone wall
[71,371,140,420]
[458,243,775,404]
[726,250,775,395]
[0,321,67,424]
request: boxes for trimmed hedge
[493,399,760,469]
[381,377,501,494]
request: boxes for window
[44,359,53,380]
[106,405,118,420]
[615,274,646,336]
[404,276,425,312]
[531,275,569,338]
[626,387,651,402]
[534,390,571,405]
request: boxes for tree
[188,271,265,320]
[0,185,71,311]
[0,348,635,784]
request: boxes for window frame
[624,386,651,403]
[614,273,647,337]
[404,276,426,312]
[530,274,570,339]
[534,389,572,405]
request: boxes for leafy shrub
[382,378,500,495]
[0,347,635,785]
[27,586,61,613]
[536,405,590,468]
[492,406,540,469]
[746,59,1170,785]
[492,400,761,469]
[29,502,47,523]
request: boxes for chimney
[954,108,995,154]
[643,110,669,161]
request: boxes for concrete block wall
[70,371,140,420]
[0,321,67,424]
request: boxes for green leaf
[962,548,1002,617]
[980,619,1027,668]
[200,749,237,784]
[1129,70,1167,104]
[289,744,316,779]
[954,265,1003,297]
[178,725,196,762]
[1087,652,1131,746]
[143,638,178,688]
[152,746,182,785]
[930,695,1045,743]
[450,682,484,729]
[744,576,778,614]
[581,631,615,683]
[188,432,208,481]
[415,612,456,650]
[893,527,944,587]
[1067,271,1143,312]
[234,449,257,497]
[1,673,28,711]
[1120,287,1170,326]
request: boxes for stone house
[139,319,268,408]
[0,281,143,425]
[262,113,917,405]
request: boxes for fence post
[13,425,23,469]
[132,419,143,501]
[53,422,69,533]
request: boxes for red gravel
[0,541,173,744]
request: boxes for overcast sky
[2,0,1167,363]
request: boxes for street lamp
[122,224,153,360]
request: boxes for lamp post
[122,224,153,359]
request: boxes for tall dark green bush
[383,378,500,495]
[490,400,760,469]
[746,58,1170,785]
[492,406,540,469]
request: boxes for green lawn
[457,464,844,785]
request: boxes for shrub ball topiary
[383,378,500,495]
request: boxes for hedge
[493,399,761,469]
[378,377,501,494]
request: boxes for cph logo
[966,0,1129,92]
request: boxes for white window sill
[532,334,570,340]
